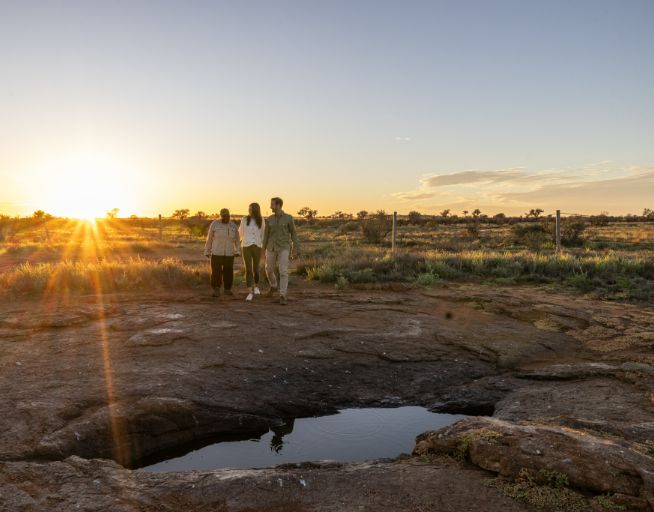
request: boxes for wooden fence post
[158,214,163,241]
[392,211,397,257]
[555,210,561,253]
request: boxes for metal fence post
[555,210,561,253]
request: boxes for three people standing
[204,197,300,305]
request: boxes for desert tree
[643,208,654,219]
[194,211,207,219]
[462,210,469,217]
[356,210,368,220]
[106,208,120,219]
[471,209,482,219]
[526,208,544,218]
[439,209,450,218]
[297,207,318,221]
[33,210,46,219]
[172,209,190,220]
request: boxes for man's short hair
[271,197,283,208]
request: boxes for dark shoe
[212,288,221,297]
[279,295,287,305]
[266,287,278,297]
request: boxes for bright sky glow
[1,0,653,217]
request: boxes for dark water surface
[141,407,463,472]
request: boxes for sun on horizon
[33,153,138,220]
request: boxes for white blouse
[239,217,265,247]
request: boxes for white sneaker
[254,287,261,295]
[246,293,254,301]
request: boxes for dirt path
[1,283,653,511]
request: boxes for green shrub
[416,272,439,286]
[338,221,360,234]
[594,494,626,510]
[335,275,349,289]
[344,268,375,283]
[560,219,587,247]
[465,222,481,237]
[489,468,586,512]
[360,215,391,244]
[306,262,342,283]
[511,223,551,250]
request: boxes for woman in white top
[238,202,266,301]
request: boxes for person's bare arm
[289,216,300,256]
[234,223,241,256]
[262,221,270,252]
[204,221,215,258]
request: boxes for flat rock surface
[0,456,533,512]
[1,282,653,511]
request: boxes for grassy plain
[0,216,652,302]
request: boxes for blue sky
[1,0,653,216]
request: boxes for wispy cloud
[497,169,654,205]
[393,163,654,215]
[422,169,525,187]
[393,191,436,200]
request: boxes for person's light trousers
[265,249,289,296]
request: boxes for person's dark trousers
[210,255,234,290]
[242,245,261,288]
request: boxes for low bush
[560,219,587,246]
[338,221,360,234]
[511,223,551,251]
[360,215,391,244]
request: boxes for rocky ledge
[1,284,653,511]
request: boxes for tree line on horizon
[1,207,654,222]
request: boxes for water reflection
[141,407,463,473]
[270,419,295,453]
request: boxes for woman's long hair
[247,202,263,228]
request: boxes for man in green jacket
[262,197,300,305]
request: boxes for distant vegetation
[0,208,652,302]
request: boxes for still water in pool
[141,406,463,472]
